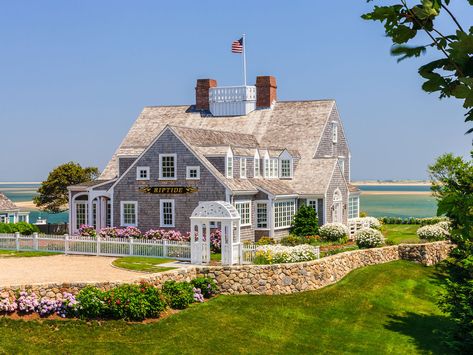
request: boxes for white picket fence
[348,218,370,238]
[0,233,191,260]
[242,243,258,264]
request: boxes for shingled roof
[0,193,19,212]
[100,100,335,181]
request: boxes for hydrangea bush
[319,223,349,242]
[352,217,382,230]
[254,244,319,264]
[0,292,78,318]
[417,223,450,241]
[354,228,385,248]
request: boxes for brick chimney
[195,79,217,111]
[256,76,277,108]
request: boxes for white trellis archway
[190,201,241,265]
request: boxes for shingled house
[0,193,29,224]
[68,76,360,240]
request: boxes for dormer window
[136,166,150,180]
[264,158,270,177]
[332,121,338,143]
[269,158,278,178]
[280,159,292,178]
[254,150,260,177]
[226,152,233,178]
[240,158,247,178]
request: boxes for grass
[0,261,452,354]
[0,250,60,257]
[112,257,176,273]
[383,224,421,244]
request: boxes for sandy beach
[13,201,40,210]
[352,181,431,186]
[360,191,432,196]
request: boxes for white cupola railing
[209,85,256,116]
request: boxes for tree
[362,1,473,348]
[291,204,319,237]
[362,0,473,133]
[34,162,99,213]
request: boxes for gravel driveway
[0,255,146,286]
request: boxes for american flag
[231,37,243,53]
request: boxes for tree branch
[441,3,465,33]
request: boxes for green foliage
[379,216,449,225]
[290,204,319,237]
[0,222,39,235]
[191,277,218,298]
[429,152,473,350]
[76,286,107,319]
[162,281,195,310]
[255,236,276,245]
[34,162,99,213]
[280,235,305,246]
[103,283,166,321]
[362,1,473,132]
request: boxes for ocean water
[0,183,438,223]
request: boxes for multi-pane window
[348,196,359,219]
[274,200,296,228]
[159,154,176,179]
[264,158,270,177]
[186,166,200,180]
[235,201,251,226]
[226,156,233,178]
[106,201,111,227]
[332,122,338,143]
[121,202,137,226]
[307,199,318,214]
[160,200,175,227]
[136,166,150,180]
[18,215,27,222]
[92,202,97,229]
[254,158,260,177]
[338,158,345,175]
[256,203,268,229]
[240,158,247,178]
[281,159,292,178]
[76,202,87,229]
[268,158,278,178]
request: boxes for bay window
[274,200,296,229]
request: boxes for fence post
[15,232,20,251]
[64,234,69,255]
[96,235,101,256]
[129,237,134,256]
[33,232,39,250]
[163,239,168,258]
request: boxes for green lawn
[0,250,60,257]
[112,256,176,273]
[383,224,421,244]
[0,260,452,354]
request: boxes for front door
[333,202,343,223]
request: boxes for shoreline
[360,191,432,196]
[352,181,431,186]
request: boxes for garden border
[0,241,452,300]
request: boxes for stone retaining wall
[0,241,453,300]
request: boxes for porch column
[87,198,93,228]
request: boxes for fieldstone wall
[0,241,453,300]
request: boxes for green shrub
[104,283,166,321]
[0,223,13,233]
[290,205,319,237]
[379,216,449,225]
[280,235,304,246]
[0,222,39,235]
[162,281,195,309]
[255,237,276,245]
[191,277,218,298]
[76,286,107,319]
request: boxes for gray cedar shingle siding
[112,129,226,232]
[325,164,349,225]
[206,157,225,174]
[118,157,137,177]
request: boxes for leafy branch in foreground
[362,0,473,132]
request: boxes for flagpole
[242,34,247,86]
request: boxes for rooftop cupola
[209,85,256,116]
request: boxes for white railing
[348,218,370,238]
[0,233,191,260]
[242,243,258,264]
[209,86,256,103]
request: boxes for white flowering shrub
[319,223,349,242]
[435,221,451,233]
[254,244,319,264]
[417,224,449,241]
[356,217,382,230]
[354,228,385,248]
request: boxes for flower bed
[254,244,320,264]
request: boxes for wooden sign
[139,186,198,194]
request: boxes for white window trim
[226,155,233,179]
[306,199,319,215]
[280,158,293,178]
[254,157,260,177]
[159,154,177,180]
[240,158,247,179]
[255,201,269,230]
[160,199,175,227]
[332,121,338,143]
[136,166,150,181]
[186,166,200,180]
[120,201,138,227]
[273,199,296,230]
[234,200,251,227]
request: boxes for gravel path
[0,255,147,286]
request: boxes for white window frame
[256,201,269,230]
[226,154,233,179]
[254,157,260,177]
[306,199,319,215]
[348,195,360,219]
[274,200,296,229]
[136,166,150,181]
[338,158,345,175]
[234,201,251,227]
[332,121,338,143]
[120,201,138,227]
[240,158,247,178]
[268,158,278,178]
[280,159,292,178]
[160,199,175,227]
[159,154,177,180]
[75,201,88,229]
[186,166,200,180]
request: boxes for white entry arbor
[190,201,241,265]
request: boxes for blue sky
[0,0,471,181]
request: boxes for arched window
[333,188,342,202]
